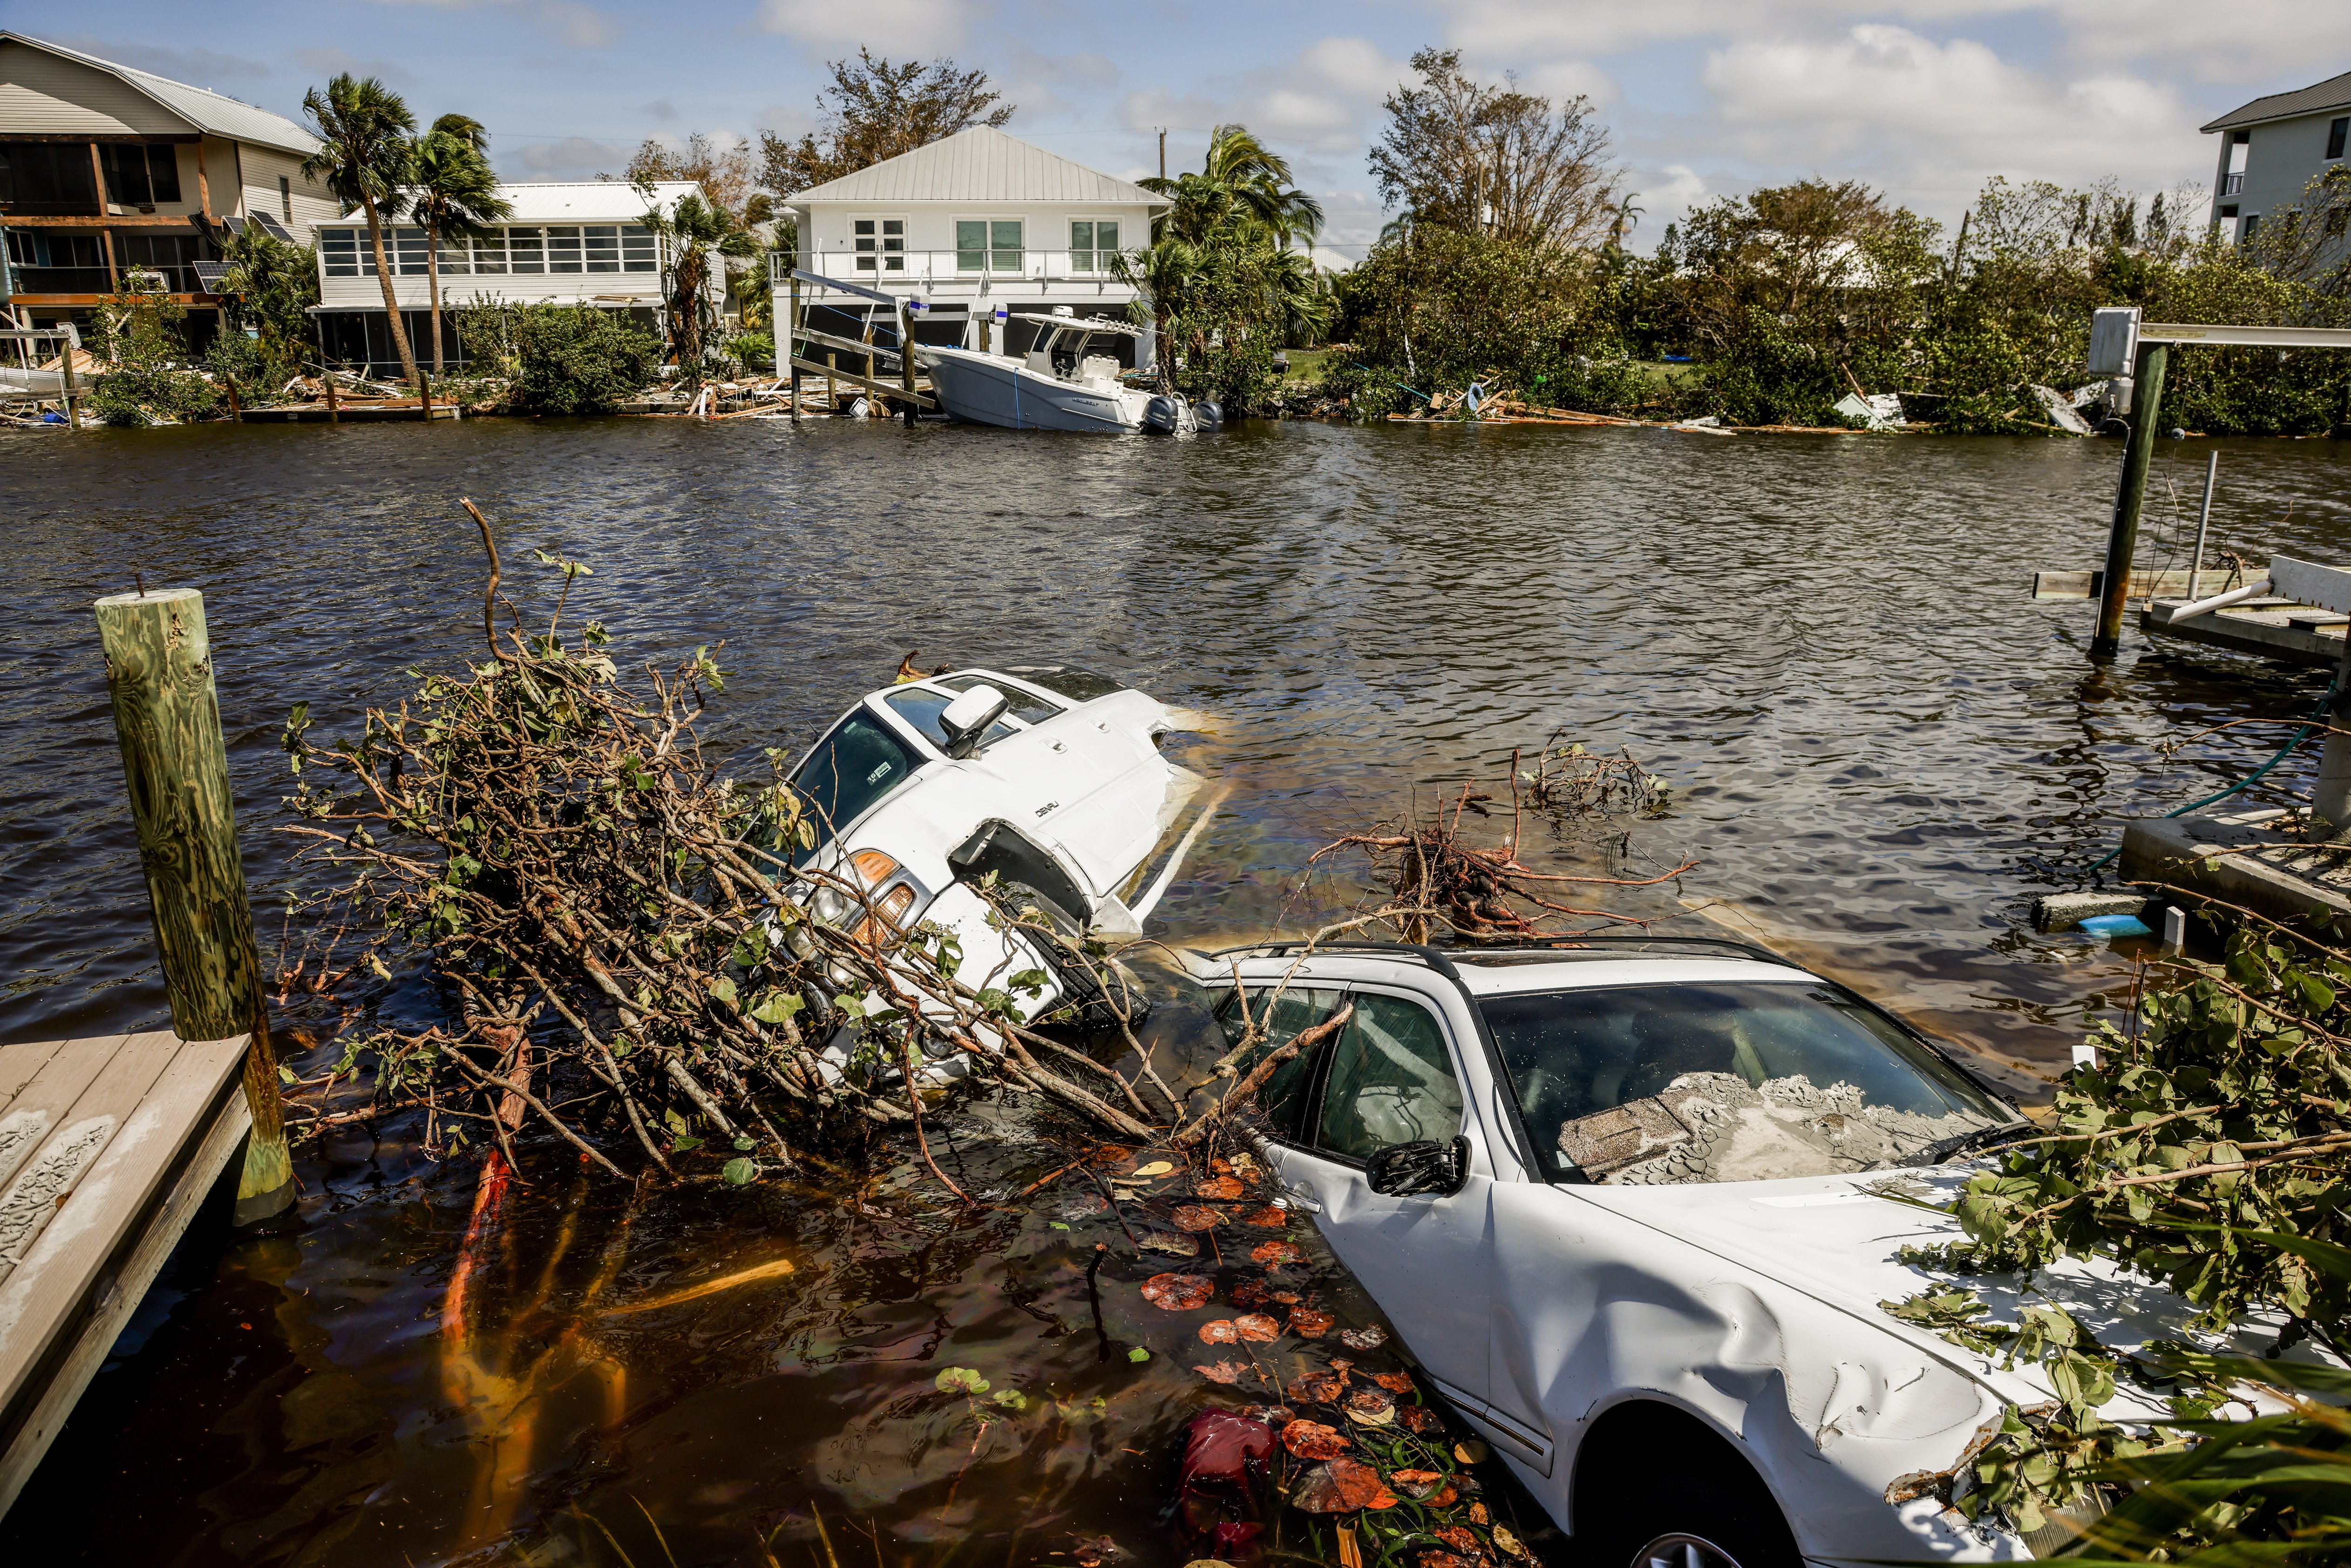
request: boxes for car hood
[1553,1166,2285,1412]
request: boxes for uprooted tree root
[1312,746,1696,945]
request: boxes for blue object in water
[2079,913,2153,938]
[1663,355,1692,362]
[41,411,67,424]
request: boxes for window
[1070,219,1120,272]
[1213,987,1345,1143]
[116,233,201,291]
[584,224,620,272]
[321,227,360,276]
[852,216,906,272]
[470,232,507,274]
[437,231,472,275]
[1484,982,2011,1185]
[881,687,1020,752]
[933,673,1063,725]
[622,224,657,272]
[279,174,292,223]
[545,226,583,273]
[5,227,107,291]
[787,709,924,861]
[99,143,180,208]
[0,142,100,214]
[957,218,1021,272]
[508,227,544,274]
[394,226,429,275]
[2243,213,2262,242]
[1316,993,1463,1163]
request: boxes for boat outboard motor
[938,684,1011,759]
[1143,394,1182,434]
[1192,398,1224,433]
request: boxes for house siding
[0,42,193,136]
[234,142,337,241]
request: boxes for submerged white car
[1191,938,2287,1568]
[781,665,1212,1040]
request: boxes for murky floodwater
[6,417,2349,1565]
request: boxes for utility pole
[1158,129,1166,181]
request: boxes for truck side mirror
[938,685,1010,759]
[1366,1136,1469,1198]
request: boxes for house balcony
[2223,173,2245,195]
[778,249,1143,295]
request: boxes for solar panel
[192,262,233,293]
[219,214,246,236]
[250,211,295,244]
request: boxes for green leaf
[722,1157,758,1185]
[1127,1347,1150,1363]
[671,1134,703,1152]
[750,990,805,1025]
[1048,1222,1070,1231]
[935,1367,989,1394]
[992,1390,1028,1410]
[710,976,739,1011]
[665,1107,689,1133]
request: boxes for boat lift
[781,267,936,421]
[0,323,85,426]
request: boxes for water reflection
[6,418,2349,1562]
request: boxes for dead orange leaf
[1233,1313,1280,1342]
[1173,1205,1227,1232]
[1251,1240,1302,1266]
[1280,1419,1352,1459]
[1194,1175,1243,1200]
[1290,1458,1396,1514]
[1289,1308,1336,1337]
[1141,1273,1214,1311]
[1241,1205,1289,1228]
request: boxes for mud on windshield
[1481,981,2014,1185]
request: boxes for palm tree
[404,115,512,376]
[637,186,759,392]
[302,74,422,396]
[1142,124,1324,249]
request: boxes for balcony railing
[776,249,1142,288]
[2223,173,2245,195]
[7,265,115,295]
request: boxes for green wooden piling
[2091,340,2171,658]
[94,587,292,1223]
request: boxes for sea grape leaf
[1142,1273,1216,1311]
[1289,1458,1396,1514]
[1281,1419,1352,1459]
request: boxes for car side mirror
[938,685,1010,759]
[1366,1136,1469,1199]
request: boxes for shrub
[88,285,220,426]
[499,305,659,415]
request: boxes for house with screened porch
[773,124,1167,366]
[312,180,699,378]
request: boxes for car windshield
[1481,981,2013,1185]
[1001,665,1127,703]
[881,687,1023,752]
[786,708,922,865]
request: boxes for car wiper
[1897,1121,2038,1168]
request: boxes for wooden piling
[93,587,292,1223]
[789,273,801,423]
[898,303,918,402]
[2091,340,2171,658]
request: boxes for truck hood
[1555,1166,2281,1413]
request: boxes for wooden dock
[0,1030,253,1514]
[2141,597,2349,667]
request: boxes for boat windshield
[786,707,923,865]
[1481,981,2014,1185]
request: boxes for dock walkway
[0,1030,252,1514]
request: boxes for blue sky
[28,0,2351,258]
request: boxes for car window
[881,687,1021,751]
[1481,981,2012,1185]
[1316,992,1463,1164]
[935,674,1062,725]
[1212,985,1343,1144]
[1000,665,1127,703]
[787,708,922,864]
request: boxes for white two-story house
[313,180,700,377]
[2203,68,2351,247]
[772,124,1167,367]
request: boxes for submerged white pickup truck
[779,665,1214,1037]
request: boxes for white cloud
[1702,25,2201,205]
[758,0,972,48]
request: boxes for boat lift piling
[784,270,937,418]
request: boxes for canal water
[5,417,2347,1564]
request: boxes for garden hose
[2086,668,2342,875]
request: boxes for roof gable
[786,125,1165,207]
[2203,68,2351,133]
[0,30,317,155]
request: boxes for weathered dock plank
[0,1030,251,1514]
[2140,597,2347,667]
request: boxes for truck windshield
[1481,981,2014,1185]
[786,708,921,865]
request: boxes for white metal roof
[333,181,704,225]
[0,30,318,155]
[785,125,1167,209]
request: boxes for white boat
[919,312,1154,433]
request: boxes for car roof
[1209,945,1817,997]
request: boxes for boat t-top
[918,310,1155,434]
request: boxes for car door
[1271,984,1496,1412]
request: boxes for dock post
[2186,450,2219,599]
[899,302,918,402]
[94,587,294,1223]
[2091,339,2171,658]
[789,274,802,424]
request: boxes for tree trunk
[427,213,445,377]
[363,201,424,396]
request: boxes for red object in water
[1179,1410,1274,1560]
